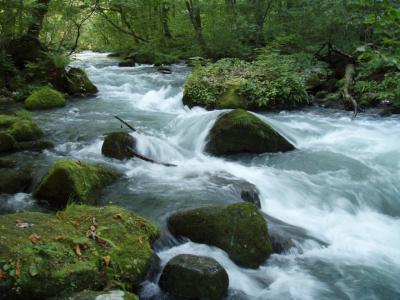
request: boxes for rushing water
[1,52,400,299]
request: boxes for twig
[127,147,177,167]
[114,116,137,132]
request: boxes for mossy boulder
[33,160,121,208]
[0,132,17,153]
[0,205,159,299]
[16,140,54,152]
[0,167,33,194]
[25,87,66,110]
[0,158,17,168]
[101,132,136,160]
[206,109,295,156]
[118,60,136,67]
[7,119,43,142]
[65,68,98,97]
[159,254,229,300]
[168,202,273,268]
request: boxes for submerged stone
[33,160,121,208]
[101,132,136,160]
[65,68,98,97]
[0,205,159,299]
[159,254,229,300]
[25,87,66,110]
[206,109,295,156]
[118,60,136,67]
[168,202,273,268]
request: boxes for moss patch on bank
[0,205,159,299]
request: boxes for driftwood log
[114,115,177,167]
[315,43,358,119]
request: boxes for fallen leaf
[15,258,22,278]
[75,244,82,257]
[95,237,108,248]
[15,219,23,224]
[113,213,123,220]
[0,270,6,280]
[71,220,80,227]
[136,219,146,227]
[103,255,111,267]
[16,223,34,228]
[29,233,41,244]
[53,235,63,241]
[90,225,96,232]
[138,236,144,244]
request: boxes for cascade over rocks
[101,132,137,160]
[33,160,121,208]
[206,109,295,156]
[159,254,229,300]
[168,202,273,268]
[0,205,159,300]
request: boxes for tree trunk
[341,63,358,120]
[27,0,51,38]
[161,1,172,38]
[185,0,207,52]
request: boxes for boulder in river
[159,254,229,300]
[101,132,137,160]
[65,68,98,97]
[118,59,136,67]
[33,160,121,208]
[168,202,273,268]
[0,132,17,153]
[206,109,295,156]
[24,86,66,110]
[52,290,139,300]
[0,205,159,299]
[0,167,33,194]
[7,119,43,142]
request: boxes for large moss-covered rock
[7,119,43,142]
[50,290,139,300]
[206,109,295,155]
[159,254,229,300]
[168,203,273,268]
[33,160,121,208]
[0,168,33,194]
[65,68,98,97]
[101,132,136,160]
[0,205,159,300]
[25,87,66,110]
[0,132,16,153]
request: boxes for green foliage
[183,51,308,110]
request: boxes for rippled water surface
[2,52,400,300]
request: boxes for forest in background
[0,0,399,114]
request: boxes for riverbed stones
[52,290,139,300]
[0,205,159,299]
[33,160,120,208]
[0,132,16,153]
[168,202,273,268]
[206,109,295,156]
[25,86,66,110]
[159,254,229,300]
[65,68,98,97]
[101,132,137,160]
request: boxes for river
[1,52,399,300]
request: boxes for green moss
[217,79,248,109]
[0,115,19,128]
[33,160,121,208]
[168,202,273,268]
[65,68,98,97]
[52,290,139,300]
[101,132,136,160]
[24,87,66,110]
[7,119,43,142]
[0,167,33,194]
[0,205,159,299]
[206,109,295,155]
[0,132,17,153]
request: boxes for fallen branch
[127,147,177,167]
[114,116,138,132]
[341,63,358,120]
